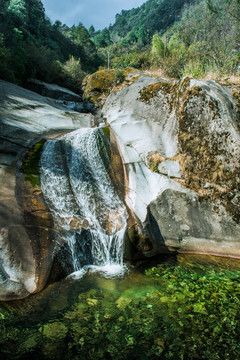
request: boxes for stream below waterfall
[1,127,240,359]
[0,254,240,360]
[40,127,127,277]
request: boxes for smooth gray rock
[27,79,82,101]
[0,80,94,133]
[148,189,240,258]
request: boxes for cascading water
[40,127,127,277]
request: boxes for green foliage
[152,34,165,58]
[8,0,28,25]
[108,0,197,40]
[0,0,102,88]
[112,50,150,70]
[168,33,186,58]
[62,56,86,92]
[98,0,239,79]
[26,43,64,83]
[151,162,159,173]
[93,28,111,48]
[0,33,14,81]
[146,0,240,78]
[112,69,125,85]
[42,322,68,340]
[88,25,95,37]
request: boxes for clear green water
[1,254,240,360]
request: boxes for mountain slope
[109,0,197,39]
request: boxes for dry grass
[144,68,240,87]
[144,68,172,80]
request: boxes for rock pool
[0,254,240,359]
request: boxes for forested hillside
[93,0,240,79]
[0,0,239,89]
[0,0,102,91]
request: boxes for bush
[112,69,125,85]
[62,56,87,93]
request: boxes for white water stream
[40,128,127,277]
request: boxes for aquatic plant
[0,255,240,359]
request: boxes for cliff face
[102,73,240,258]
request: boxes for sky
[41,0,146,30]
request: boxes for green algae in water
[1,255,240,359]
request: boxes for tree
[168,33,186,58]
[0,0,10,15]
[152,34,165,58]
[0,33,14,81]
[93,28,111,48]
[8,0,28,25]
[62,56,86,92]
[88,25,95,37]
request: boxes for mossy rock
[139,80,173,103]
[20,139,46,187]
[96,127,111,168]
[41,322,68,340]
[82,67,140,108]
[177,82,240,223]
[147,153,166,173]
[102,126,110,139]
[128,226,153,252]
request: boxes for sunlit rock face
[0,80,93,300]
[102,75,240,258]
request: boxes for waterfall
[40,128,127,277]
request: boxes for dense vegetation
[93,0,240,79]
[0,0,239,92]
[0,0,102,92]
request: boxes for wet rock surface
[0,80,93,300]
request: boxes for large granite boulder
[0,80,94,300]
[27,79,82,101]
[102,74,240,258]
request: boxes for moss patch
[147,153,165,173]
[232,88,240,108]
[96,129,111,169]
[102,126,110,139]
[20,139,46,187]
[177,83,240,223]
[139,80,173,104]
[232,88,240,129]
[82,68,140,108]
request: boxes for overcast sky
[41,0,146,30]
